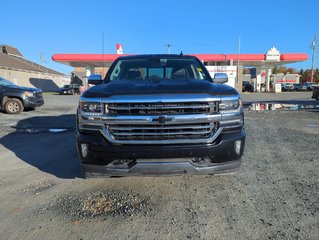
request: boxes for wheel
[4,98,24,114]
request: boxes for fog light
[81,143,89,158]
[234,140,242,155]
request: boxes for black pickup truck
[59,84,81,95]
[0,77,44,114]
[76,54,245,177]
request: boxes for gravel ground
[50,191,149,219]
[0,93,318,240]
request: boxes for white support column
[266,68,272,92]
[85,66,94,76]
[256,67,262,92]
[85,66,94,87]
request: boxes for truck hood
[82,79,238,98]
[5,85,42,92]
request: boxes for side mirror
[88,74,103,85]
[213,73,228,83]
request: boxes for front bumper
[23,96,44,108]
[81,159,242,177]
[76,129,245,177]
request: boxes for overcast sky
[2,0,318,74]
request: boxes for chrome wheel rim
[7,102,19,113]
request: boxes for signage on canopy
[266,47,280,61]
[276,79,296,83]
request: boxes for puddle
[247,103,319,111]
[49,128,68,133]
[308,124,319,128]
[15,128,69,133]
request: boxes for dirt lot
[0,93,318,240]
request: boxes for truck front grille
[35,92,42,98]
[107,102,217,115]
[107,122,217,141]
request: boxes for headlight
[80,101,102,113]
[24,91,34,97]
[219,98,241,111]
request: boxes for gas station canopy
[51,46,308,93]
[52,52,308,68]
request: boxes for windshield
[0,77,16,86]
[63,85,70,88]
[108,58,209,81]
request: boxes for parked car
[312,86,319,100]
[59,84,81,95]
[281,83,294,91]
[293,83,307,91]
[76,54,245,178]
[303,82,319,91]
[0,77,44,114]
[242,81,254,92]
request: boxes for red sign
[276,79,296,83]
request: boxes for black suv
[312,86,319,100]
[0,77,44,114]
[59,84,81,95]
[76,55,245,177]
[242,81,254,92]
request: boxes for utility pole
[311,34,317,82]
[166,44,171,54]
[237,37,241,83]
[102,32,105,76]
[39,52,44,90]
[40,52,44,66]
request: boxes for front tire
[4,98,24,114]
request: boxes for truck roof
[116,54,198,60]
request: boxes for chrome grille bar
[107,102,217,115]
[109,123,214,136]
[100,126,223,145]
[108,123,213,131]
[111,131,212,136]
[106,121,217,143]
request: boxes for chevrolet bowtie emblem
[152,116,173,124]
